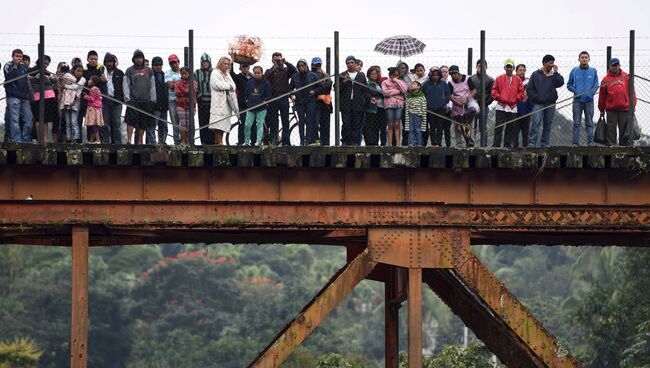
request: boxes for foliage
[1,243,649,367]
[316,353,352,368]
[0,338,42,368]
[426,344,493,368]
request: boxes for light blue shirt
[164,69,181,101]
[106,70,115,97]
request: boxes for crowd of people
[1,48,638,148]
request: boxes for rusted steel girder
[0,165,648,206]
[0,201,648,230]
[454,254,582,367]
[247,250,376,368]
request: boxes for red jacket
[491,74,524,109]
[173,79,198,109]
[598,70,636,112]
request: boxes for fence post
[479,30,487,147]
[628,30,635,146]
[188,29,195,145]
[183,47,189,68]
[334,31,340,146]
[38,25,45,145]
[326,47,331,76]
[467,47,473,76]
[606,46,612,69]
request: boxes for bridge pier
[70,226,88,368]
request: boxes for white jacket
[209,70,237,132]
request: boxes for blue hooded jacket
[421,70,451,111]
[289,59,320,106]
[3,62,31,99]
[567,66,599,103]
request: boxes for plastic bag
[228,35,263,64]
[466,96,480,114]
[632,115,641,141]
[595,115,607,145]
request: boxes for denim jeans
[296,101,317,145]
[267,98,291,145]
[572,100,594,146]
[7,97,34,142]
[101,99,124,144]
[64,109,80,141]
[408,114,422,146]
[528,103,556,148]
[168,100,180,144]
[154,110,168,144]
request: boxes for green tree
[426,344,493,368]
[0,338,42,368]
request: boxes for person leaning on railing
[598,57,636,147]
[3,49,34,143]
[526,54,564,148]
[338,55,369,146]
[310,57,332,146]
[422,66,451,148]
[567,51,599,147]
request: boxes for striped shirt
[405,94,427,131]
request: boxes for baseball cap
[152,56,163,66]
[168,54,180,63]
[609,57,620,66]
[311,57,322,65]
[449,65,460,73]
[504,58,515,67]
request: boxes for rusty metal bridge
[1,144,649,368]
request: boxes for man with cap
[338,55,369,145]
[151,56,169,144]
[567,51,599,146]
[527,54,564,148]
[264,52,297,146]
[165,54,182,144]
[123,49,156,144]
[311,57,333,146]
[491,58,524,148]
[598,57,636,146]
[470,59,495,146]
[82,50,107,141]
[102,52,125,144]
[289,59,320,145]
[448,65,477,147]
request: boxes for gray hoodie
[123,50,156,103]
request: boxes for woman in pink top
[381,67,408,146]
[83,75,104,143]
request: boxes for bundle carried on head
[228,35,263,65]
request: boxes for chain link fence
[1,30,648,147]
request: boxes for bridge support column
[70,226,88,368]
[407,267,422,368]
[384,267,405,368]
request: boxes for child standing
[244,66,272,146]
[83,75,104,143]
[173,67,198,145]
[60,64,86,143]
[405,81,427,146]
[382,67,408,146]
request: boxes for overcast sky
[1,0,649,72]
